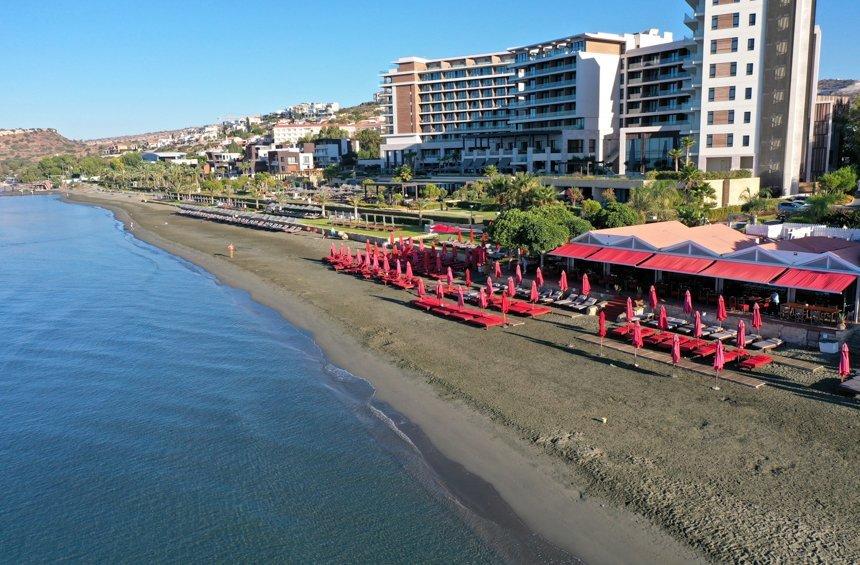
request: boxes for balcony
[521,63,577,78]
[509,94,577,109]
[508,108,579,124]
[520,78,577,94]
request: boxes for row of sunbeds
[178,205,303,233]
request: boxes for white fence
[745,222,860,241]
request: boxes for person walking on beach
[227,243,235,259]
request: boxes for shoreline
[64,191,702,563]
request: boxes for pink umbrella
[435,253,443,274]
[736,319,746,353]
[559,270,569,293]
[416,278,426,296]
[632,321,644,350]
[479,287,488,309]
[389,232,394,247]
[671,334,681,365]
[383,255,390,273]
[501,292,510,322]
[683,290,693,316]
[515,263,523,284]
[717,295,727,323]
[446,266,454,286]
[457,286,465,310]
[419,239,425,252]
[435,281,445,300]
[713,340,725,373]
[626,297,634,322]
[581,273,591,297]
[658,305,668,330]
[405,261,414,280]
[529,280,539,303]
[465,268,472,287]
[752,302,762,330]
[598,310,606,338]
[396,260,402,278]
[507,277,516,297]
[694,311,702,338]
[486,276,494,296]
[649,285,658,310]
[535,267,544,288]
[838,343,851,382]
[494,260,502,279]
[365,239,371,254]
[329,243,335,258]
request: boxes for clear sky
[0,0,855,140]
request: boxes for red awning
[587,247,653,266]
[638,254,714,274]
[773,269,856,293]
[699,261,786,284]
[550,242,600,259]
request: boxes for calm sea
[0,196,496,562]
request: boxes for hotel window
[728,110,735,124]
[743,135,750,147]
[727,134,734,147]
[748,38,755,51]
[746,63,754,75]
[708,88,715,102]
[729,86,736,100]
[730,62,737,76]
[733,13,740,27]
[706,134,713,148]
[745,87,753,100]
[707,111,714,125]
[589,139,596,153]
[749,13,757,25]
[744,111,751,123]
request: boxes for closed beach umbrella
[383,255,390,273]
[389,232,395,247]
[515,263,523,285]
[465,268,472,287]
[446,266,454,286]
[507,277,516,297]
[598,310,607,338]
[486,276,494,296]
[457,286,465,310]
[329,243,335,258]
[435,253,443,274]
[560,270,569,293]
[649,285,658,310]
[752,302,763,330]
[436,281,445,300]
[626,297,634,322]
[469,228,475,243]
[683,290,693,315]
[581,273,591,297]
[658,305,668,330]
[713,340,725,373]
[396,260,402,278]
[694,311,702,338]
[838,343,851,382]
[736,319,746,353]
[457,229,463,243]
[416,278,426,296]
[365,239,371,254]
[405,261,414,280]
[479,287,488,309]
[530,280,539,303]
[671,334,681,365]
[494,260,502,279]
[717,295,727,323]
[419,239,425,252]
[632,321,644,350]
[536,267,544,288]
[501,292,510,314]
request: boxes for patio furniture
[740,355,773,370]
[748,337,783,350]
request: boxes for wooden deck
[768,353,824,373]
[570,333,767,389]
[838,376,860,395]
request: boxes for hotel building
[379,0,820,196]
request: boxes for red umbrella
[416,278,426,296]
[683,290,693,316]
[405,261,414,280]
[559,270,569,293]
[713,340,725,373]
[598,310,607,338]
[535,267,544,288]
[457,229,463,243]
[419,239,425,252]
[479,288,488,309]
[383,255,390,273]
[752,302,762,330]
[365,239,371,254]
[464,268,472,287]
[625,297,634,322]
[435,253,443,274]
[658,305,668,330]
[694,311,702,338]
[486,276,494,296]
[389,232,394,246]
[396,260,402,278]
[446,266,454,286]
[632,321,644,349]
[457,286,465,310]
[507,277,516,297]
[494,260,502,279]
[529,280,539,303]
[435,281,445,300]
[671,334,681,365]
[717,295,727,323]
[329,243,335,258]
[838,343,851,382]
[649,285,658,310]
[515,263,523,285]
[469,228,475,243]
[736,319,746,353]
[581,273,591,297]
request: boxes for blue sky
[0,0,855,140]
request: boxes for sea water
[0,196,495,562]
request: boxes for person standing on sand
[227,243,235,259]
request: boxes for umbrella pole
[634,347,639,368]
[600,336,604,357]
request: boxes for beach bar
[550,221,860,325]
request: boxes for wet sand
[67,190,859,563]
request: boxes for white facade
[273,123,323,146]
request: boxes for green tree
[667,148,683,172]
[598,202,642,228]
[347,194,363,218]
[355,129,382,159]
[530,203,593,240]
[680,136,696,166]
[818,166,857,195]
[423,182,446,210]
[314,187,332,217]
[487,209,568,257]
[630,180,681,222]
[741,187,775,221]
[483,164,499,177]
[120,152,143,169]
[565,187,583,207]
[323,164,341,183]
[395,164,414,183]
[581,199,602,224]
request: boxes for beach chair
[748,338,783,350]
[570,297,598,313]
[739,355,773,370]
[691,343,718,358]
[644,332,674,346]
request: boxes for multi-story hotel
[379,0,821,195]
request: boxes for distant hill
[818,79,860,98]
[330,101,384,124]
[0,129,90,173]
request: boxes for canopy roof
[772,269,856,294]
[550,242,599,259]
[699,261,787,284]
[587,247,652,266]
[638,254,714,274]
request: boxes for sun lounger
[679,338,708,353]
[739,355,773,370]
[709,331,735,341]
[553,293,578,307]
[570,297,597,313]
[721,350,748,364]
[644,332,675,346]
[748,338,783,350]
[692,343,718,358]
[656,334,692,350]
[612,324,633,337]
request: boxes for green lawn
[300,218,426,238]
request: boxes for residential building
[273,122,323,146]
[313,138,355,166]
[806,95,851,180]
[141,151,197,166]
[268,148,314,175]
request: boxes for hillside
[819,79,860,98]
[330,101,384,124]
[0,129,90,173]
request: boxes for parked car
[777,200,810,216]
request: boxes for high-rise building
[806,94,852,180]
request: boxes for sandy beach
[66,190,859,563]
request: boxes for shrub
[706,205,743,223]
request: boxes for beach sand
[67,190,859,563]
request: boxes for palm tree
[631,180,681,221]
[667,148,683,172]
[314,188,332,218]
[347,194,363,219]
[680,136,696,167]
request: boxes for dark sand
[68,190,859,563]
